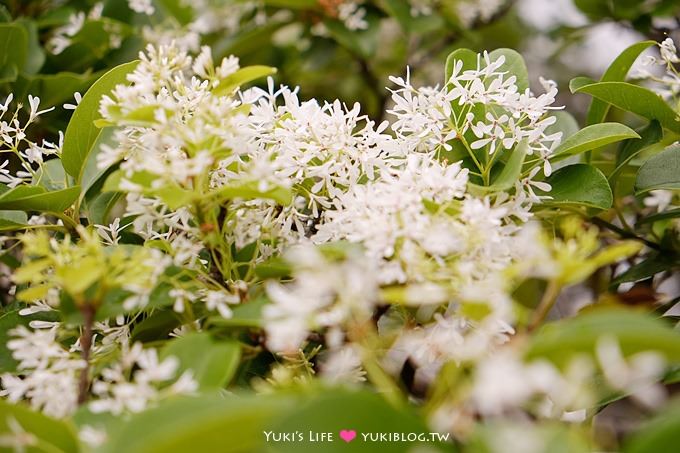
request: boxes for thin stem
[528,280,561,332]
[590,217,662,252]
[347,317,404,408]
[51,211,80,231]
[77,304,96,405]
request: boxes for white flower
[644,189,675,213]
[596,336,667,409]
[0,326,82,418]
[660,38,680,65]
[63,92,82,110]
[128,0,155,15]
[321,346,366,384]
[79,425,108,448]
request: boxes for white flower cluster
[0,320,196,418]
[47,4,123,55]
[429,336,666,435]
[636,38,680,104]
[97,44,562,367]
[0,325,82,418]
[0,94,60,188]
[264,245,379,352]
[90,343,197,415]
[454,0,507,27]
[142,0,263,53]
[388,53,562,175]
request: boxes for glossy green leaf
[324,14,380,59]
[16,19,45,75]
[586,40,656,125]
[526,308,680,367]
[445,48,477,83]
[214,181,293,206]
[160,333,241,391]
[61,60,138,182]
[13,70,96,109]
[156,0,194,24]
[0,186,81,212]
[489,48,529,92]
[34,159,69,191]
[268,390,451,453]
[0,210,27,231]
[100,394,297,453]
[611,253,678,286]
[635,144,680,193]
[545,111,580,141]
[130,309,182,343]
[83,191,121,225]
[0,23,27,83]
[552,123,639,159]
[572,81,680,134]
[610,120,663,184]
[208,297,268,328]
[0,400,80,453]
[569,76,596,93]
[638,207,680,225]
[213,65,277,95]
[541,164,612,210]
[487,140,528,191]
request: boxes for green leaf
[0,400,80,453]
[130,309,182,343]
[487,140,528,191]
[445,48,477,82]
[13,70,96,109]
[101,389,453,453]
[526,308,680,367]
[0,210,27,231]
[16,19,45,75]
[638,207,680,225]
[569,76,596,93]
[489,48,529,92]
[0,186,81,212]
[609,120,663,184]
[208,297,268,328]
[61,60,138,182]
[541,164,613,210]
[214,181,293,206]
[80,126,118,195]
[572,81,680,134]
[268,389,451,453]
[552,123,639,159]
[157,0,194,24]
[34,159,69,191]
[635,144,680,193]
[83,191,121,225]
[469,422,590,453]
[213,66,277,96]
[0,23,27,83]
[100,394,297,453]
[160,333,241,391]
[324,13,380,59]
[586,40,656,125]
[625,404,680,453]
[611,254,678,286]
[545,111,580,141]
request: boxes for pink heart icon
[339,430,356,443]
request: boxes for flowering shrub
[1,2,680,453]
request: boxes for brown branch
[77,305,95,405]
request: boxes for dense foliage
[0,1,679,452]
